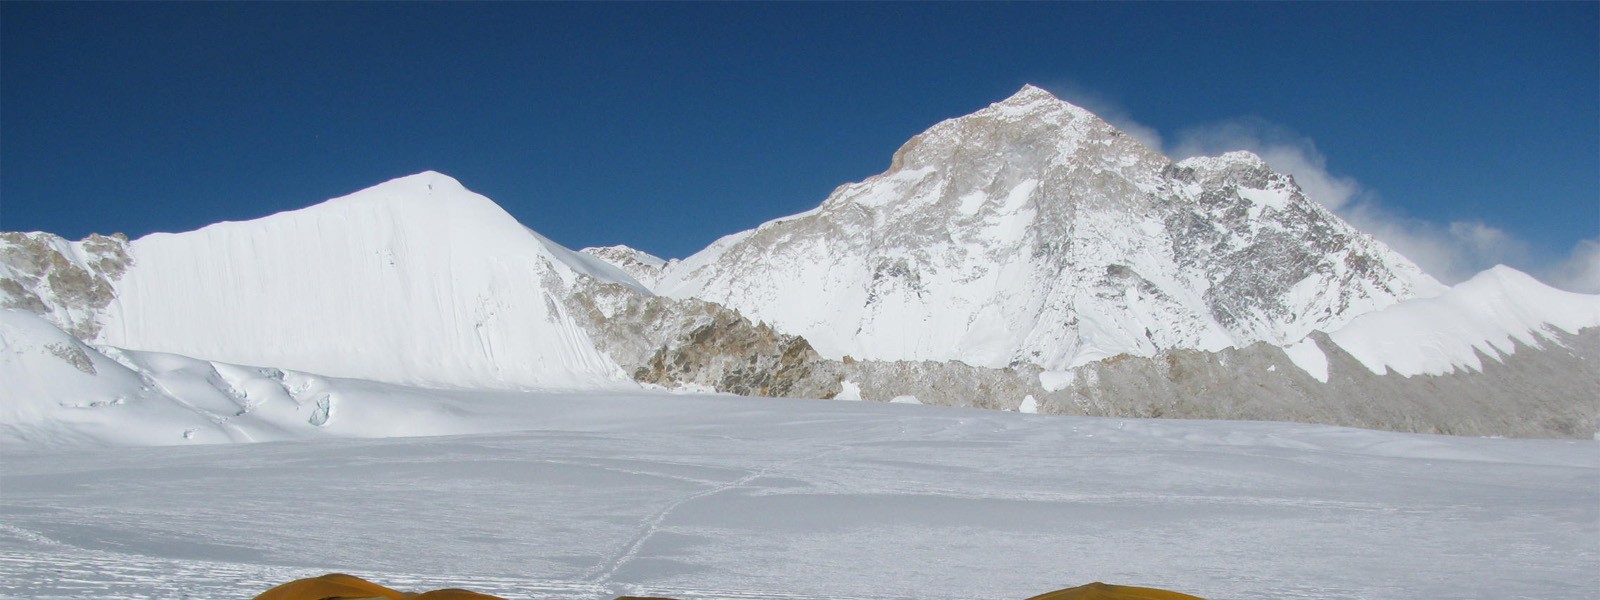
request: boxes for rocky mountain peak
[657,87,1444,370]
[985,84,1096,121]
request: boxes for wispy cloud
[1167,119,1362,211]
[1041,83,1166,154]
[1164,119,1546,284]
[1547,238,1600,294]
[1038,84,1591,291]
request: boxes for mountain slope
[1327,265,1600,376]
[0,308,550,446]
[5,172,641,390]
[653,85,1443,370]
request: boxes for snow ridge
[1328,265,1600,376]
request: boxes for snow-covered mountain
[1328,265,1600,376]
[651,85,1443,370]
[2,172,644,390]
[2,87,1595,440]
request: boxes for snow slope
[653,86,1442,370]
[0,309,577,447]
[1328,265,1600,376]
[2,390,1595,599]
[93,171,641,390]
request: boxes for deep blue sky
[3,3,1595,282]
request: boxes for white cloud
[1337,204,1532,285]
[1169,119,1362,211]
[1546,239,1600,294]
[1031,85,1591,291]
[1165,118,1555,285]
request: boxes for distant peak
[1474,264,1541,287]
[1002,84,1061,104]
[1177,151,1269,173]
[382,170,465,191]
[1217,150,1267,166]
[991,84,1083,113]
[315,170,504,222]
[977,84,1102,125]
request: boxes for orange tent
[253,573,407,600]
[252,573,505,600]
[1026,581,1205,600]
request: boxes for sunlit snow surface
[3,392,1596,600]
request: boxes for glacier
[2,387,1595,599]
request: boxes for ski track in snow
[589,443,851,591]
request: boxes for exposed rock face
[634,311,827,398]
[572,248,1598,438]
[653,86,1442,370]
[830,330,1599,439]
[580,245,669,289]
[0,232,130,339]
[559,277,837,398]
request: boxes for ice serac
[94,171,636,390]
[655,85,1443,369]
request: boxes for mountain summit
[652,85,1443,369]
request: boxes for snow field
[2,390,1595,599]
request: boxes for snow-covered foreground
[2,392,1596,600]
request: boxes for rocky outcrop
[579,245,669,289]
[633,311,829,397]
[830,329,1599,439]
[0,232,130,339]
[559,277,837,398]
[560,262,1597,439]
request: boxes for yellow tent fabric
[407,590,507,600]
[1025,581,1205,600]
[252,573,408,600]
[251,574,508,600]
